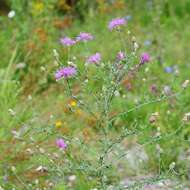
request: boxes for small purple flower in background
[124,15,132,21]
[56,138,67,150]
[116,51,125,61]
[62,67,76,78]
[76,32,93,42]
[55,66,77,80]
[144,40,152,47]
[108,17,126,31]
[164,66,173,73]
[60,36,76,46]
[140,52,150,64]
[87,53,101,64]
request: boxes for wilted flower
[108,18,126,30]
[183,113,190,123]
[150,84,157,94]
[25,148,33,157]
[182,80,189,89]
[114,90,120,97]
[76,32,93,42]
[12,130,20,139]
[163,85,172,95]
[55,66,77,80]
[134,42,139,51]
[149,112,159,124]
[8,108,16,116]
[87,53,101,64]
[53,49,59,57]
[60,37,76,46]
[16,62,26,69]
[35,166,48,173]
[169,162,176,170]
[140,52,150,64]
[56,138,67,149]
[116,51,125,61]
[40,66,46,72]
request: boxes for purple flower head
[56,138,67,150]
[76,32,93,42]
[55,70,63,80]
[140,52,150,64]
[87,53,101,64]
[164,66,173,73]
[60,36,76,46]
[55,66,77,80]
[116,51,125,61]
[108,18,126,31]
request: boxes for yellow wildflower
[55,120,62,128]
[32,2,44,15]
[70,100,77,107]
[76,109,82,115]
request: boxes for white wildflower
[8,10,15,18]
[68,175,76,182]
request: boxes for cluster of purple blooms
[55,17,150,82]
[60,32,94,46]
[56,32,95,80]
[55,17,151,149]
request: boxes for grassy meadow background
[1,0,190,189]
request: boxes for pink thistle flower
[76,32,93,42]
[55,66,77,80]
[140,52,150,64]
[56,138,67,150]
[87,53,101,64]
[108,18,126,31]
[116,51,125,61]
[60,37,76,46]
